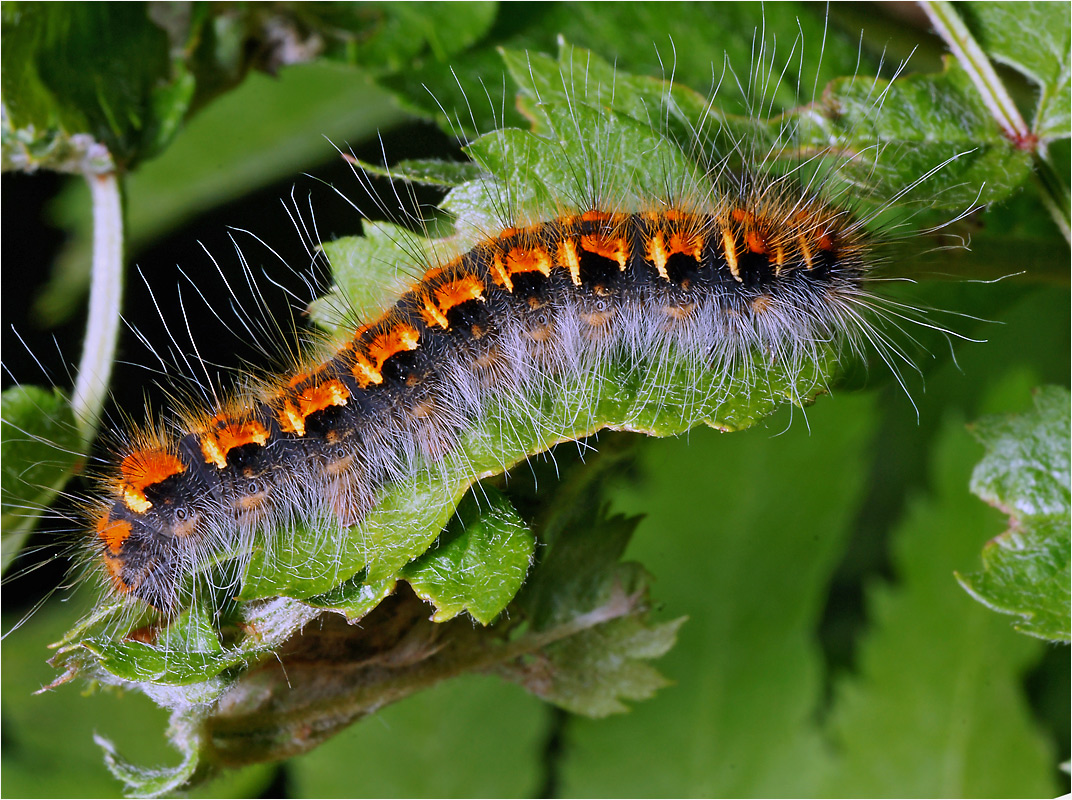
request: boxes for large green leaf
[823,413,1056,796]
[401,488,535,624]
[294,2,498,71]
[1,3,178,169]
[517,614,684,717]
[379,2,867,133]
[380,40,1034,218]
[558,395,877,796]
[957,386,1071,642]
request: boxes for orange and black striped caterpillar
[95,193,870,613]
[56,32,979,645]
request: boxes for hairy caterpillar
[82,46,941,624]
[5,10,1043,792]
[18,37,975,646]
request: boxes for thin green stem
[921,1,1030,142]
[71,171,124,442]
[1034,143,1072,242]
[922,0,1071,244]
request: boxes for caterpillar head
[94,448,204,612]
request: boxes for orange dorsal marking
[119,450,186,513]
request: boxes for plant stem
[922,0,1071,244]
[921,1,1030,143]
[1033,144,1072,242]
[71,171,124,442]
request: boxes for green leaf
[498,44,713,146]
[809,61,1034,209]
[493,438,684,718]
[1,3,178,168]
[391,12,1034,216]
[96,733,201,800]
[495,43,1031,220]
[1,386,82,571]
[401,488,535,624]
[304,572,398,622]
[380,3,865,134]
[67,607,246,687]
[957,386,1071,642]
[53,597,324,692]
[960,1,1072,139]
[343,156,487,189]
[312,221,434,330]
[967,385,1070,517]
[824,414,1057,796]
[516,614,685,717]
[558,394,878,796]
[516,500,644,634]
[958,513,1070,641]
[460,95,708,220]
[298,2,498,72]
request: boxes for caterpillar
[84,57,913,621]
[29,39,974,641]
[97,195,873,613]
